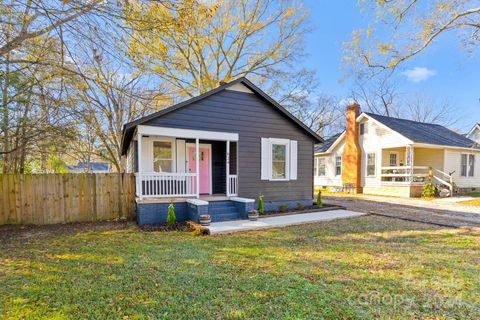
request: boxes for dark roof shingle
[315,132,343,153]
[365,113,478,149]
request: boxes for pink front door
[188,146,211,194]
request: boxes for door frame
[186,143,212,195]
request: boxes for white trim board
[137,125,239,141]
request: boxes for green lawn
[466,191,480,197]
[1,216,479,319]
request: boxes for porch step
[208,207,238,215]
[208,201,241,222]
[208,202,237,212]
[210,212,241,222]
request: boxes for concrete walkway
[208,210,366,234]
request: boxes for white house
[315,104,480,197]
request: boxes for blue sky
[302,0,480,130]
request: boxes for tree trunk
[1,58,10,173]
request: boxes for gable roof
[121,77,323,154]
[314,132,344,153]
[467,123,480,138]
[363,112,478,149]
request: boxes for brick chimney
[342,103,362,193]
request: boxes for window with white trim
[335,156,342,176]
[360,123,366,135]
[318,158,326,176]
[260,138,297,181]
[153,141,173,172]
[389,152,398,166]
[272,143,287,179]
[461,154,475,177]
[367,153,376,176]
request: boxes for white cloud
[401,67,437,83]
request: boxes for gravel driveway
[324,195,480,228]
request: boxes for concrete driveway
[324,195,480,228]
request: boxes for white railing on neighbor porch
[380,166,430,184]
[227,174,238,196]
[136,173,197,198]
[432,168,454,195]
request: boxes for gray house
[121,77,323,225]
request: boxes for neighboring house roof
[314,132,344,153]
[466,123,480,138]
[363,112,479,149]
[67,162,110,172]
[121,77,323,155]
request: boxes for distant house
[315,104,480,197]
[466,123,480,144]
[121,77,323,225]
[67,162,110,173]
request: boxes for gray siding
[144,90,314,202]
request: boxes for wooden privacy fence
[0,173,136,225]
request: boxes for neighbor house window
[367,153,376,176]
[359,123,366,135]
[389,153,398,166]
[315,157,326,176]
[272,143,287,179]
[318,158,326,176]
[335,156,342,176]
[153,141,173,172]
[461,154,475,177]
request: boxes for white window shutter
[261,138,270,180]
[290,140,298,180]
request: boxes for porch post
[137,132,143,199]
[407,145,414,182]
[195,138,200,199]
[226,140,230,196]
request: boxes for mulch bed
[139,221,195,232]
[260,203,345,217]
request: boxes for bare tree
[73,61,167,172]
[351,73,401,117]
[350,76,463,128]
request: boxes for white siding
[444,149,480,188]
[314,140,344,187]
[126,142,135,173]
[359,119,411,188]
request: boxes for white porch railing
[136,173,197,198]
[432,168,454,196]
[227,174,238,196]
[380,166,430,184]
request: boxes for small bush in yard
[296,202,304,210]
[278,204,288,213]
[316,190,323,208]
[257,193,265,213]
[422,183,436,198]
[166,202,176,225]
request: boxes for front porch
[363,145,454,197]
[134,125,239,200]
